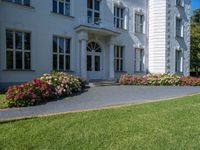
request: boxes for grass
[1,94,200,149]
[0,94,7,109]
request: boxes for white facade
[0,0,191,88]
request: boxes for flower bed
[119,74,200,86]
[6,79,54,107]
[40,72,84,97]
[6,72,86,107]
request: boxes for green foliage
[191,9,200,72]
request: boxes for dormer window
[53,0,71,16]
[87,0,101,25]
[114,6,125,29]
[3,0,31,6]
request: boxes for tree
[190,9,200,76]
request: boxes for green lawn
[1,94,200,150]
[0,94,7,109]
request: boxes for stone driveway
[1,86,200,120]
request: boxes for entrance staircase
[89,80,119,87]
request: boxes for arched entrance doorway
[87,41,103,80]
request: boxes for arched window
[87,42,102,53]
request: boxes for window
[6,29,31,70]
[175,50,182,73]
[135,48,144,72]
[176,0,184,7]
[176,18,183,37]
[53,36,71,71]
[87,0,101,25]
[114,6,124,29]
[135,14,144,33]
[114,46,124,71]
[53,0,71,16]
[3,0,30,6]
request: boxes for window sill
[115,71,127,73]
[135,32,145,35]
[176,35,184,39]
[3,69,35,72]
[1,0,35,9]
[50,12,75,20]
[115,27,128,32]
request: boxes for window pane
[117,8,119,17]
[15,32,22,49]
[66,55,70,70]
[94,12,100,24]
[66,39,70,54]
[88,10,93,23]
[59,38,64,53]
[95,56,100,71]
[120,48,123,58]
[53,54,57,70]
[116,59,119,71]
[87,55,92,71]
[53,37,57,52]
[116,19,120,28]
[59,55,64,70]
[6,30,13,49]
[24,52,31,69]
[65,3,70,16]
[24,0,30,6]
[53,0,57,12]
[94,0,100,11]
[120,59,123,71]
[6,51,13,69]
[120,9,124,18]
[16,51,23,69]
[87,0,93,9]
[24,32,31,50]
[15,0,22,4]
[59,1,64,14]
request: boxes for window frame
[6,29,31,70]
[52,36,71,71]
[114,6,125,29]
[175,49,183,73]
[87,0,101,25]
[114,45,124,72]
[135,48,144,73]
[2,0,31,7]
[52,0,71,16]
[176,17,183,38]
[135,13,144,34]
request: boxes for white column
[80,39,87,79]
[109,43,115,80]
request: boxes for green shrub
[40,72,85,97]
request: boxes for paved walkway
[1,86,200,120]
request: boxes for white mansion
[0,0,191,87]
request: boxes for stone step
[89,80,119,87]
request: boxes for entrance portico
[75,25,119,80]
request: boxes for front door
[87,42,103,80]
